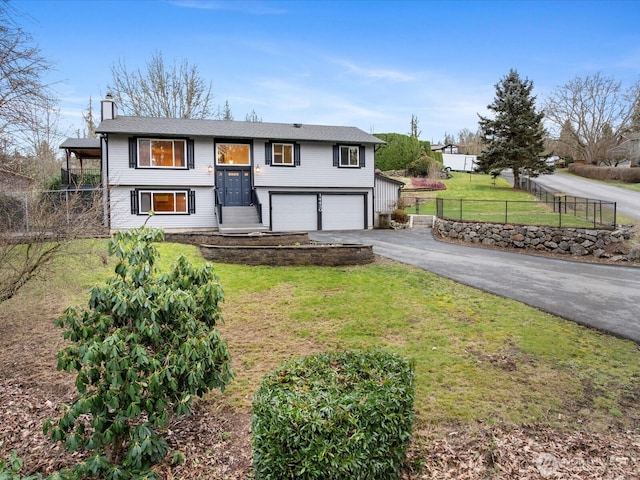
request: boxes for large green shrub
[44,227,233,479]
[374,133,435,171]
[252,350,415,480]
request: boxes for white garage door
[271,194,318,231]
[322,195,365,230]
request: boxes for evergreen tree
[478,69,551,188]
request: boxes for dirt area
[1,251,640,479]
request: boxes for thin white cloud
[168,0,287,15]
[334,59,416,82]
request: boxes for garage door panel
[271,194,317,231]
[322,195,364,230]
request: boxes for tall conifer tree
[478,69,551,188]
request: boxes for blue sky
[11,0,640,143]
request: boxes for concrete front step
[409,214,435,228]
[218,224,270,234]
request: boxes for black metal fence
[435,196,616,228]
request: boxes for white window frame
[340,145,359,167]
[272,143,294,165]
[137,139,187,169]
[139,190,188,214]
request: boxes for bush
[44,226,233,479]
[411,178,446,190]
[0,451,43,479]
[568,164,640,183]
[406,155,440,178]
[252,350,415,480]
[391,209,409,224]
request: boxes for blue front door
[218,169,251,206]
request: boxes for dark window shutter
[333,145,339,167]
[128,138,137,168]
[130,190,139,214]
[187,139,195,169]
[294,143,301,166]
[359,145,366,168]
[265,142,272,165]
[188,190,196,214]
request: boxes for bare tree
[544,72,640,165]
[215,99,233,121]
[456,128,484,155]
[108,51,214,119]
[82,96,97,138]
[0,0,55,154]
[409,114,421,138]
[0,188,105,303]
[245,109,262,122]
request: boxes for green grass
[402,172,618,227]
[6,239,638,434]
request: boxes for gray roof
[96,117,385,144]
[59,138,101,149]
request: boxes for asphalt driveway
[309,229,640,343]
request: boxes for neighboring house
[431,143,459,154]
[91,95,385,233]
[607,133,640,167]
[0,168,34,192]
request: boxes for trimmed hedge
[568,164,640,183]
[252,350,415,480]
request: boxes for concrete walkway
[309,229,640,343]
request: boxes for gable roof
[96,117,385,145]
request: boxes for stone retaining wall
[434,219,631,258]
[165,231,309,246]
[199,244,374,266]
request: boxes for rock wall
[199,244,374,266]
[434,219,632,259]
[165,231,309,246]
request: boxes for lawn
[1,239,639,478]
[400,172,621,227]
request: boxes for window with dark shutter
[129,138,137,168]
[294,143,301,166]
[188,190,196,214]
[359,145,366,168]
[130,190,139,214]
[265,142,272,165]
[187,139,195,169]
[333,145,339,167]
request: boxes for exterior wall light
[208,164,213,173]
[255,165,261,174]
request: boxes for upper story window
[138,139,186,168]
[265,142,300,166]
[217,143,250,165]
[273,143,294,165]
[340,146,359,167]
[333,144,365,168]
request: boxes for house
[89,95,385,233]
[607,133,640,167]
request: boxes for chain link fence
[0,188,105,234]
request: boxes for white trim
[139,190,189,214]
[138,138,187,169]
[340,145,359,167]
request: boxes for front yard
[1,240,639,478]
